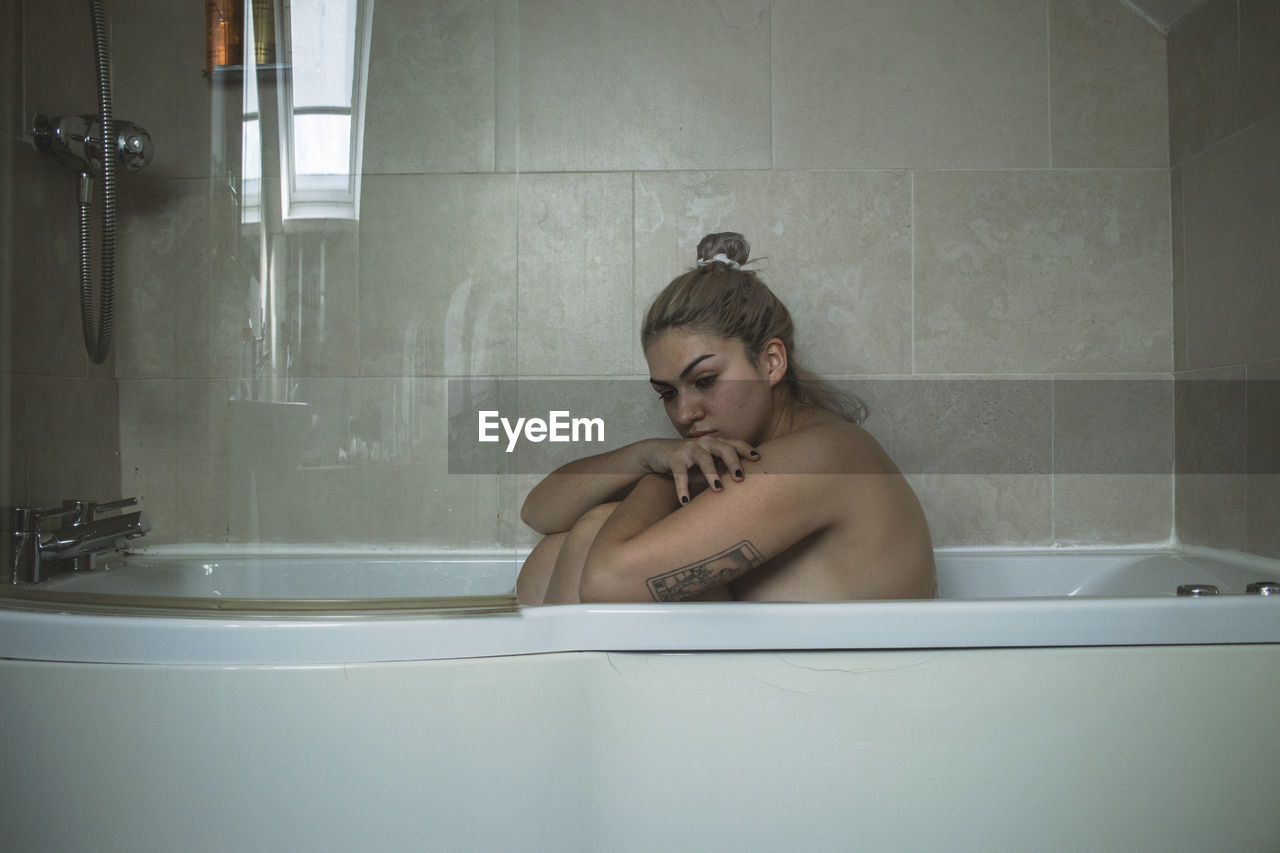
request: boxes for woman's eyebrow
[649,353,715,386]
[679,354,715,379]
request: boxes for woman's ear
[761,337,789,386]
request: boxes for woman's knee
[517,531,568,605]
[570,501,620,538]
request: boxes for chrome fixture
[1246,582,1280,596]
[31,113,154,177]
[3,498,150,585]
[28,0,153,364]
[1176,584,1219,597]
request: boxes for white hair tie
[696,253,741,270]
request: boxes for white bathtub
[3,546,1279,852]
[1,546,1278,664]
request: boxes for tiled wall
[9,0,1184,550]
[2,0,123,510]
[1168,0,1280,557]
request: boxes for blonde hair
[642,232,867,425]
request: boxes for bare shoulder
[753,411,899,476]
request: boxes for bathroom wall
[2,0,123,511]
[1168,0,1280,558]
[7,0,1180,550]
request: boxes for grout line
[631,172,638,375]
[769,0,775,171]
[909,170,916,376]
[1242,360,1249,546]
[1049,376,1056,544]
[1045,0,1053,169]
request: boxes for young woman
[517,232,935,604]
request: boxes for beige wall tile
[915,169,1172,374]
[1167,0,1240,165]
[15,374,121,508]
[1246,360,1280,557]
[1239,0,1280,129]
[1181,111,1280,369]
[1,133,12,504]
[908,474,1053,547]
[119,379,229,544]
[1053,475,1173,544]
[1177,474,1248,549]
[1174,365,1247,550]
[113,179,248,379]
[226,378,507,546]
[517,174,634,375]
[9,146,94,377]
[634,171,912,375]
[358,173,517,377]
[1166,0,1280,167]
[0,372,16,505]
[110,0,210,181]
[1246,477,1280,558]
[517,0,771,171]
[856,377,1053,477]
[1175,365,1246,476]
[1053,378,1173,476]
[1050,0,1168,167]
[1,0,20,136]
[22,0,95,137]
[774,0,1048,169]
[1170,165,1188,371]
[1050,373,1175,544]
[362,0,497,174]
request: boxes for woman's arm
[520,436,759,535]
[519,444,649,535]
[578,434,839,602]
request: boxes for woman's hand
[637,437,760,505]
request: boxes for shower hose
[80,0,116,364]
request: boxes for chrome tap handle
[58,497,139,525]
[90,497,139,516]
[26,505,82,528]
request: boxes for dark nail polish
[734,469,743,479]
[681,495,689,504]
[713,479,723,490]
[750,450,760,458]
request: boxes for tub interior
[3,546,1278,616]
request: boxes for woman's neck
[761,389,814,442]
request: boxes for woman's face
[644,328,781,444]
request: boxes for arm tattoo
[646,541,764,602]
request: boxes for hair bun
[696,232,751,267]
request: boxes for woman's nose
[675,394,701,426]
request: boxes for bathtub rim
[2,545,1279,665]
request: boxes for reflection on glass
[281,0,372,222]
[240,0,371,225]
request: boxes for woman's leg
[518,502,734,604]
[516,532,568,605]
[542,502,619,604]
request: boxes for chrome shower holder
[31,112,154,177]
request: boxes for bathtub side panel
[582,646,1280,851]
[0,654,595,853]
[2,646,1278,852]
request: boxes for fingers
[671,467,691,506]
[645,437,761,505]
[696,454,724,492]
[681,438,760,502]
[714,439,759,482]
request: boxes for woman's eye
[694,375,716,390]
[656,389,675,402]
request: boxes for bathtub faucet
[2,498,150,584]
